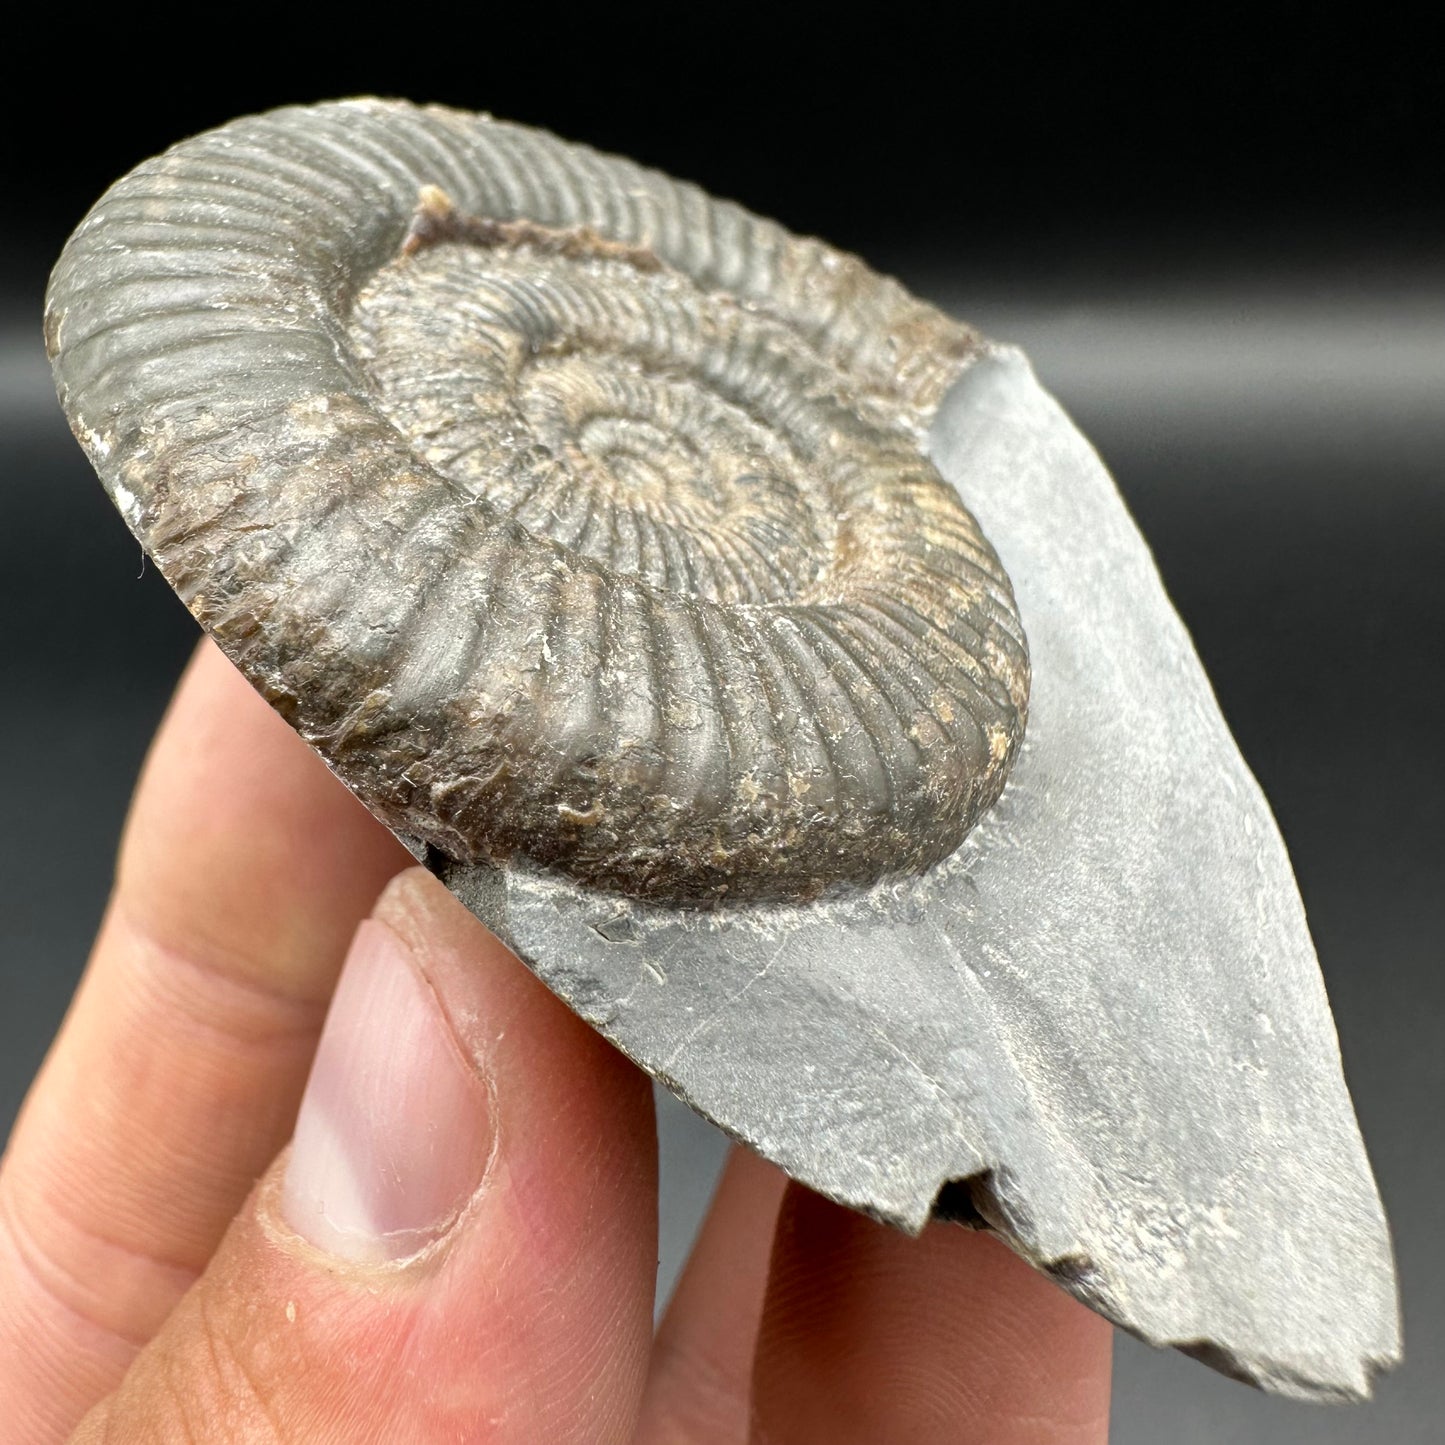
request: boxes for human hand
[0,642,1112,1443]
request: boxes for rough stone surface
[431,352,1401,1401]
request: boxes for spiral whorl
[46,99,1030,903]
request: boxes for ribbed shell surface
[46,99,1030,903]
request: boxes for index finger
[750,1184,1113,1444]
[0,641,411,1441]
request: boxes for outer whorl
[46,99,1030,903]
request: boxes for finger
[751,1186,1112,1445]
[637,1147,787,1444]
[0,642,410,1441]
[73,868,659,1444]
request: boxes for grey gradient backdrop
[2,15,1441,1442]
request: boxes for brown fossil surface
[46,100,1027,904]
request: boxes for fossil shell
[45,98,1029,903]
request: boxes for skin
[0,642,1112,1443]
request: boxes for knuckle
[0,1167,174,1355]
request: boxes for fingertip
[373,864,660,1293]
[753,1185,1112,1445]
[279,914,496,1264]
[89,863,660,1443]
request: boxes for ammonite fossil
[47,100,1400,1401]
[47,99,1028,905]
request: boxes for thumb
[73,868,657,1444]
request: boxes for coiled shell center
[349,215,862,606]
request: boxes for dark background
[2,10,1441,1441]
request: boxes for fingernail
[282,918,493,1263]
